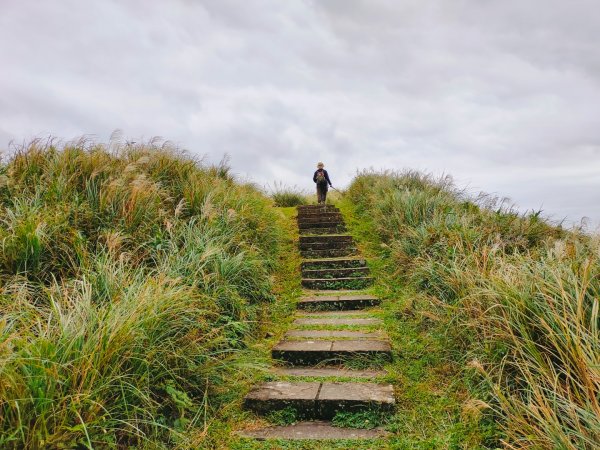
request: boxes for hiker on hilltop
[313,162,333,204]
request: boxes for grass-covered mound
[0,140,282,448]
[346,171,599,449]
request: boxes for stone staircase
[241,204,394,441]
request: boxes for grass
[3,143,597,448]
[0,139,286,449]
[270,183,309,207]
[342,169,600,449]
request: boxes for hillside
[0,141,285,448]
[1,143,598,449]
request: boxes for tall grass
[347,170,599,449]
[269,182,308,207]
[0,139,282,448]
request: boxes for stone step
[297,294,380,310]
[272,367,387,379]
[297,310,376,317]
[298,219,345,227]
[298,221,345,230]
[297,204,339,211]
[296,310,372,317]
[301,258,367,270]
[272,339,391,365]
[238,421,389,440]
[244,382,394,419]
[293,316,383,326]
[301,277,374,290]
[297,212,341,219]
[302,267,370,279]
[299,227,347,235]
[299,242,356,252]
[301,248,358,259]
[297,211,343,219]
[285,329,386,339]
[300,235,353,244]
[297,208,341,217]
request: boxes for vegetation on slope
[346,170,600,449]
[0,139,283,448]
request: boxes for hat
[317,162,324,168]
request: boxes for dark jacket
[313,169,332,186]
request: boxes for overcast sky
[1,0,599,227]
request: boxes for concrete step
[302,267,370,279]
[297,294,380,310]
[293,316,383,326]
[301,258,367,270]
[272,367,387,379]
[301,248,358,259]
[238,421,389,440]
[301,277,374,290]
[285,329,387,339]
[300,226,347,235]
[272,339,391,365]
[244,381,395,419]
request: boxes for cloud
[0,0,599,227]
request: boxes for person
[313,162,333,204]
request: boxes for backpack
[316,170,327,187]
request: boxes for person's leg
[322,186,328,203]
[317,186,327,203]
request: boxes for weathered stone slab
[273,339,391,365]
[302,267,370,279]
[297,214,343,223]
[298,310,373,317]
[298,220,345,229]
[299,241,355,251]
[300,235,353,244]
[285,330,386,339]
[297,204,339,211]
[238,421,389,440]
[244,382,320,416]
[316,382,395,418]
[339,294,381,301]
[300,226,347,235]
[297,294,381,310]
[301,277,374,290]
[294,317,383,326]
[244,382,395,420]
[300,248,358,258]
[272,368,387,378]
[272,340,334,365]
[331,340,391,353]
[301,258,367,270]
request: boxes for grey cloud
[0,0,599,227]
